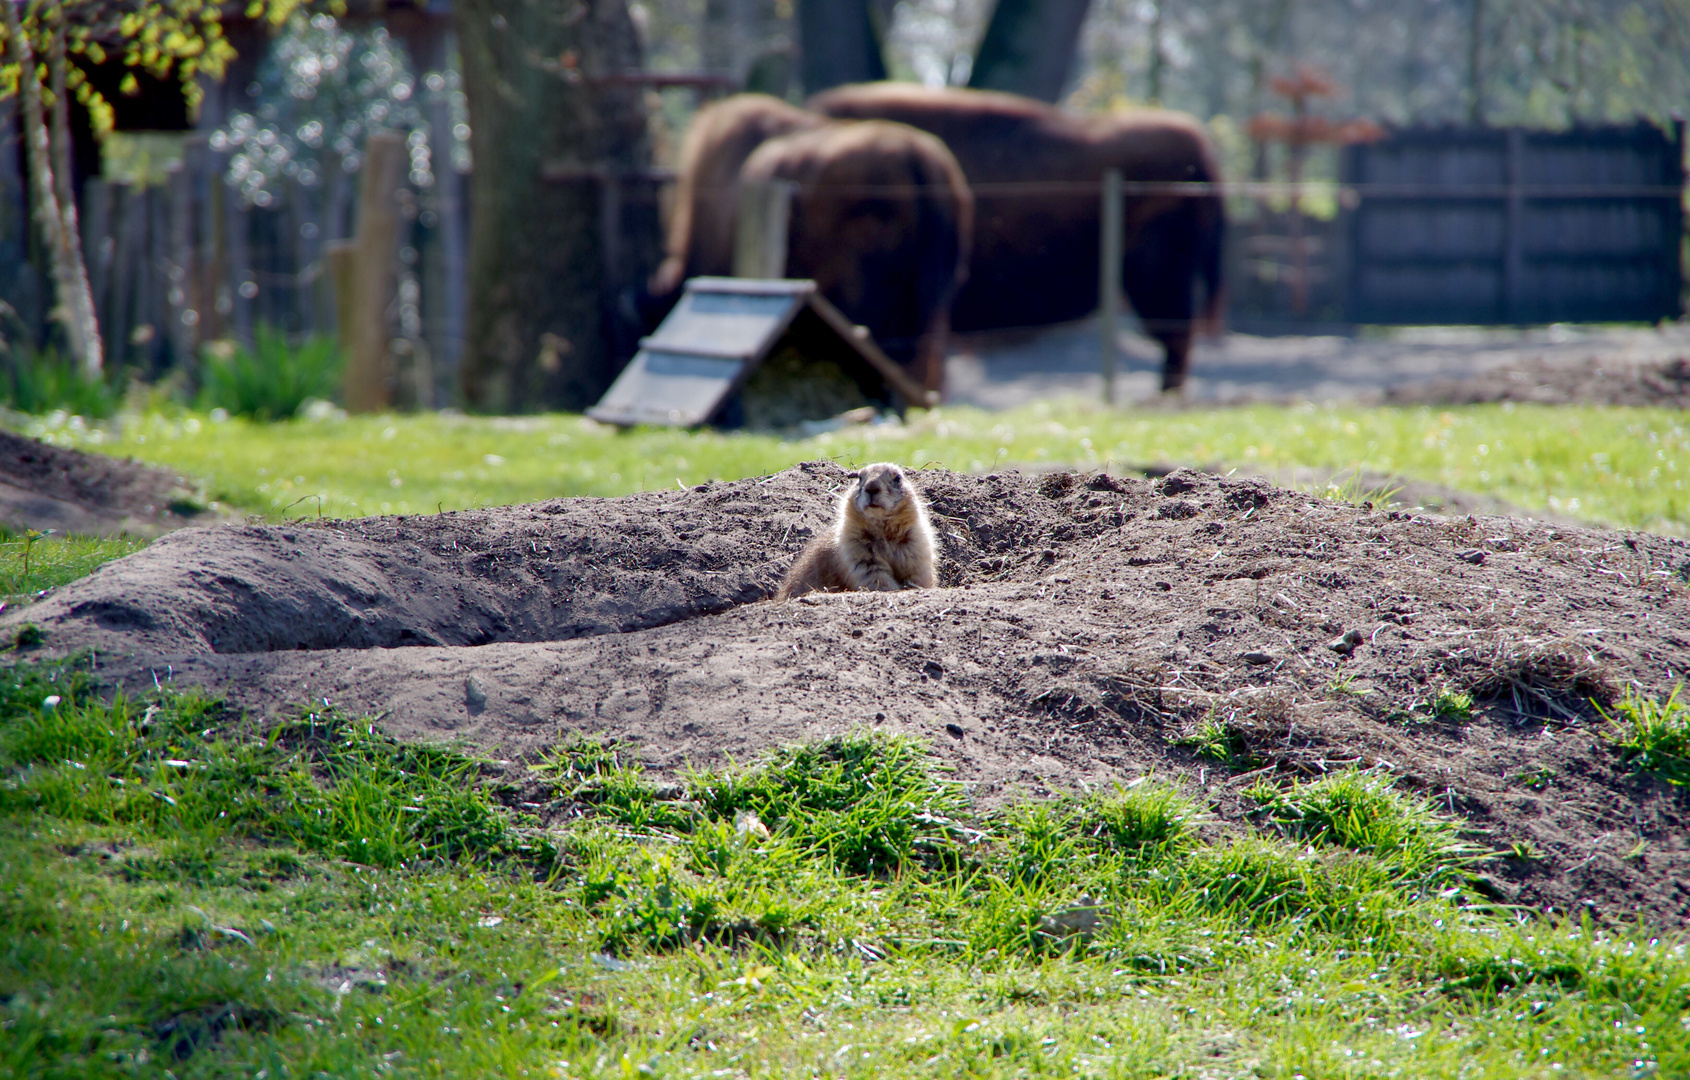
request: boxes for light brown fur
[776,463,937,601]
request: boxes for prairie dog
[776,463,937,601]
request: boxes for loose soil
[1383,355,1690,408]
[0,429,217,537]
[8,463,1690,926]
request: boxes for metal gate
[1342,122,1684,325]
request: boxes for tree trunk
[455,0,652,413]
[1466,0,1485,124]
[796,0,886,95]
[47,20,104,377]
[3,5,104,377]
[966,0,1093,104]
[342,131,407,413]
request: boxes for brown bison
[649,93,821,299]
[739,121,972,393]
[649,94,971,396]
[811,83,1225,392]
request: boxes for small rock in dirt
[1328,629,1366,655]
[1458,549,1488,565]
[1242,650,1276,665]
[1156,470,1203,495]
[1154,500,1201,520]
[945,722,965,739]
[464,676,488,710]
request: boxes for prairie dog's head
[847,462,915,517]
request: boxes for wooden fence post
[732,179,795,279]
[326,239,357,371]
[1098,168,1121,405]
[343,131,407,413]
[1503,127,1524,325]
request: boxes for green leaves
[196,325,343,422]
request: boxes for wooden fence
[1341,122,1685,325]
[66,136,475,408]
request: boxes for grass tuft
[1174,710,1249,765]
[0,664,511,869]
[1602,684,1690,785]
[0,344,123,418]
[1078,781,1199,859]
[1244,769,1479,890]
[691,730,971,875]
[1425,686,1476,722]
[536,734,697,832]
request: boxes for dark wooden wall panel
[1344,122,1684,325]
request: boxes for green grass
[1244,770,1481,889]
[6,657,1690,1078]
[1173,710,1249,765]
[1603,684,1690,785]
[12,400,1688,534]
[0,527,148,604]
[1425,686,1477,723]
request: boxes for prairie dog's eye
[891,473,902,486]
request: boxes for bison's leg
[1157,329,1193,393]
[912,309,950,399]
[1122,210,1201,395]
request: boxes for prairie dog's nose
[866,482,883,497]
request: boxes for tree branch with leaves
[0,0,313,378]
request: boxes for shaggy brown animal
[775,463,937,600]
[739,121,972,395]
[648,95,972,396]
[648,93,821,299]
[811,83,1226,392]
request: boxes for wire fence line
[3,117,1680,407]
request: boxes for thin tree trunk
[966,0,1092,104]
[455,0,652,412]
[3,4,104,378]
[796,0,887,95]
[1467,0,1485,124]
[49,25,104,377]
[1147,0,1164,103]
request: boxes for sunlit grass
[14,399,1688,534]
[0,527,148,604]
[1603,684,1690,785]
[3,656,1688,1078]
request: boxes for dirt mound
[0,428,217,537]
[1384,355,1690,408]
[7,464,1690,926]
